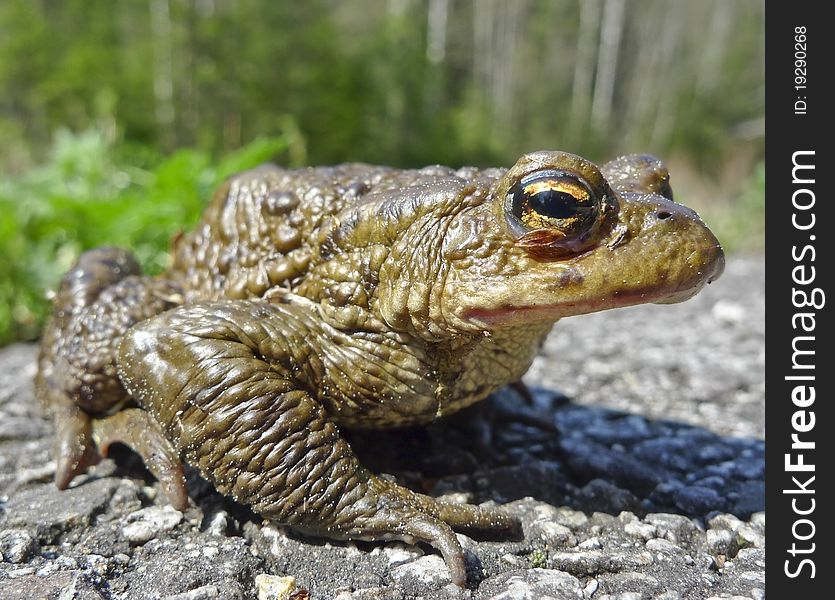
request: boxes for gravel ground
[0,256,764,600]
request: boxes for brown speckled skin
[36,151,724,586]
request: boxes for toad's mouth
[460,244,725,328]
[461,286,670,327]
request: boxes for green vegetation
[702,162,765,254]
[529,548,548,569]
[0,130,290,344]
[0,1,764,345]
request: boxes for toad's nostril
[655,210,673,220]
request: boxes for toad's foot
[117,300,519,586]
[35,247,186,505]
[48,393,188,509]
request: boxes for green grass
[0,128,289,345]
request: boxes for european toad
[36,151,724,586]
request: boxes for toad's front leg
[116,300,517,587]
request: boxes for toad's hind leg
[117,300,519,587]
[35,247,187,507]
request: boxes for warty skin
[36,150,724,586]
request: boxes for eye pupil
[527,190,584,219]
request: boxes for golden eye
[505,170,599,240]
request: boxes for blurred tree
[1,0,763,170]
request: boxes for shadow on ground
[347,386,765,522]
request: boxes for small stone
[161,585,221,600]
[255,574,296,600]
[82,554,110,577]
[500,553,526,568]
[382,544,423,566]
[202,511,230,537]
[750,512,765,528]
[552,508,589,529]
[645,514,699,544]
[624,521,656,541]
[705,528,738,556]
[578,537,602,550]
[737,524,765,548]
[739,570,765,584]
[36,563,59,576]
[707,513,742,532]
[654,592,682,600]
[529,520,574,548]
[0,529,38,563]
[56,555,78,569]
[478,568,584,600]
[122,505,183,545]
[391,555,451,589]
[589,513,619,528]
[598,572,661,596]
[645,538,682,554]
[549,550,653,576]
[113,553,130,566]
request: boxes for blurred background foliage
[0,0,763,345]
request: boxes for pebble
[707,513,742,532]
[549,550,654,576]
[161,585,221,600]
[578,537,602,550]
[390,555,451,589]
[645,538,683,554]
[705,528,738,556]
[478,568,584,600]
[122,505,183,545]
[202,510,230,537]
[529,520,574,547]
[736,524,764,548]
[0,529,38,563]
[255,574,297,600]
[623,521,656,541]
[381,544,423,566]
[645,514,699,544]
[552,508,589,529]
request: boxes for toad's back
[169,163,504,303]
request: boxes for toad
[36,151,724,586]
